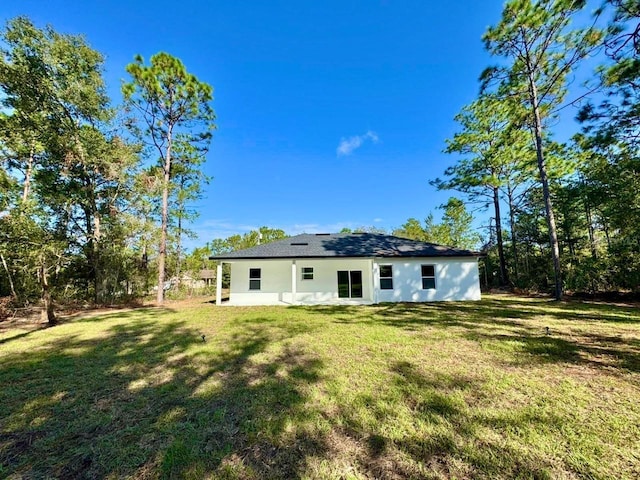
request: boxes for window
[249,268,261,290]
[302,267,314,280]
[379,265,393,290]
[421,265,436,289]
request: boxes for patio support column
[371,259,377,304]
[291,260,297,305]
[216,262,222,305]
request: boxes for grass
[0,294,639,479]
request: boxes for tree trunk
[176,214,182,287]
[22,145,34,203]
[586,202,596,259]
[39,261,56,325]
[528,72,563,300]
[83,205,99,304]
[493,185,509,286]
[507,183,520,284]
[77,135,103,304]
[582,179,597,260]
[603,222,611,250]
[93,212,102,303]
[142,243,150,295]
[1,253,17,299]
[157,126,173,305]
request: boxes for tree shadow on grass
[468,331,640,373]
[333,360,583,479]
[0,329,37,346]
[302,295,640,327]
[297,297,640,373]
[0,307,177,347]
[0,311,327,479]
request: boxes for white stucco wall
[294,258,374,303]
[374,258,481,302]
[228,258,374,305]
[226,256,480,305]
[229,260,290,305]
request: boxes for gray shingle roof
[210,233,479,260]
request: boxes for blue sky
[1,1,597,248]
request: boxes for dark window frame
[421,264,436,290]
[301,267,314,280]
[249,268,261,290]
[379,264,393,290]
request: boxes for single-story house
[210,233,481,306]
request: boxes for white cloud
[336,130,379,156]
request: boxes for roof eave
[210,253,480,261]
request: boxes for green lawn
[1,295,639,479]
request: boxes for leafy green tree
[443,102,572,288]
[579,0,639,148]
[394,198,480,250]
[169,139,210,281]
[571,137,640,292]
[224,227,288,252]
[498,124,538,284]
[565,1,640,294]
[0,204,67,324]
[122,52,216,304]
[482,0,603,299]
[44,127,138,303]
[198,227,288,292]
[437,198,481,250]
[0,17,51,205]
[439,94,526,285]
[0,17,140,317]
[393,218,427,241]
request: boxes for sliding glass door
[337,270,363,298]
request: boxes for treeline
[0,17,215,322]
[432,0,640,298]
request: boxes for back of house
[210,232,481,306]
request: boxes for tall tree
[122,53,216,304]
[0,17,137,319]
[496,121,538,284]
[170,138,210,281]
[0,17,50,205]
[573,0,640,292]
[439,94,517,285]
[579,0,639,148]
[483,0,603,299]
